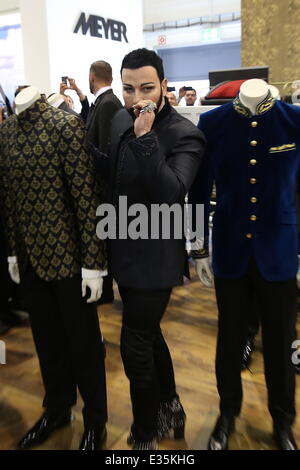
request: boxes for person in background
[184,88,197,106]
[60,78,90,123]
[166,92,178,106]
[86,60,123,305]
[178,87,198,106]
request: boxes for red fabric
[207,80,247,99]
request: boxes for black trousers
[119,286,177,440]
[21,264,107,428]
[0,224,12,315]
[214,258,297,428]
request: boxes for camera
[61,76,69,86]
[167,86,176,92]
[184,86,193,91]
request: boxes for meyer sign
[74,12,129,43]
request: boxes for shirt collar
[233,90,276,118]
[93,86,112,103]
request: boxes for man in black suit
[87,60,123,304]
[95,48,206,449]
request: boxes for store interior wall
[0,0,241,104]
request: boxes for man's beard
[126,88,163,120]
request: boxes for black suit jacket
[97,101,206,290]
[86,89,123,154]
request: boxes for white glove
[81,268,107,303]
[195,258,214,288]
[8,256,20,284]
[297,255,300,289]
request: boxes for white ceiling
[143,0,241,25]
[0,0,241,24]
[0,0,19,14]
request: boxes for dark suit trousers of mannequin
[119,286,177,440]
[21,264,107,428]
[0,229,12,314]
[214,258,297,428]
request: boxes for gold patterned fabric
[241,0,300,93]
[0,99,107,281]
[233,90,276,118]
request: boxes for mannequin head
[15,86,41,115]
[239,79,269,115]
[48,93,65,108]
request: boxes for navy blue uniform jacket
[189,95,300,281]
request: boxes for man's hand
[195,258,214,288]
[60,82,69,95]
[133,100,156,138]
[178,87,186,101]
[68,78,79,92]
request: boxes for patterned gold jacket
[0,99,107,281]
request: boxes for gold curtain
[241,0,300,95]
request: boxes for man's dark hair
[90,61,112,83]
[186,88,197,95]
[121,48,165,83]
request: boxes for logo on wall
[74,12,128,43]
[158,35,166,46]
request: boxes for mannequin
[15,86,41,114]
[195,79,281,286]
[11,86,104,302]
[189,78,300,450]
[0,86,108,450]
[47,92,65,109]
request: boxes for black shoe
[17,409,72,449]
[0,319,10,335]
[157,395,186,440]
[208,415,235,450]
[294,363,300,375]
[79,426,107,450]
[241,336,255,370]
[273,425,298,450]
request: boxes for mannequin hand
[81,268,105,303]
[297,256,300,289]
[8,256,20,284]
[195,258,214,288]
[82,278,103,303]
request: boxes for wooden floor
[0,263,299,451]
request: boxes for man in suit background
[87,60,123,304]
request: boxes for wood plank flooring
[0,264,299,450]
